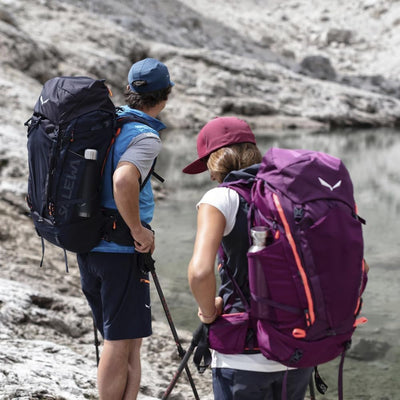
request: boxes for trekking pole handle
[192,323,206,346]
[142,252,155,272]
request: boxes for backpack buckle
[294,206,304,222]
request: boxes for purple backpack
[209,148,368,395]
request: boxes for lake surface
[149,126,400,399]
[150,126,400,334]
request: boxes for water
[150,126,400,398]
[151,126,400,333]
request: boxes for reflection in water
[152,128,400,331]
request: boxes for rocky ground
[0,0,400,398]
[0,193,213,399]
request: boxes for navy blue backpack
[25,76,117,260]
[25,76,160,266]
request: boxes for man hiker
[77,58,174,400]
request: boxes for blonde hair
[207,143,262,183]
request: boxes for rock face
[0,194,212,399]
[0,0,400,399]
[0,278,209,400]
[0,276,212,400]
[1,0,400,136]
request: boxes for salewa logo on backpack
[58,159,81,218]
[318,177,342,191]
[40,95,49,105]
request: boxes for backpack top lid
[33,76,115,125]
[258,147,355,205]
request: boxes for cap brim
[130,81,175,93]
[182,158,208,174]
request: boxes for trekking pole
[142,253,200,400]
[309,373,316,400]
[162,324,205,400]
[92,318,100,367]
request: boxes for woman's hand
[197,296,223,324]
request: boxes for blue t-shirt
[91,106,165,253]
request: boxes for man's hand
[131,225,155,254]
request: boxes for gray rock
[348,338,391,361]
[297,55,337,81]
[340,74,400,99]
[0,338,98,399]
[326,28,353,45]
[1,0,400,138]
[0,278,97,399]
[0,271,212,399]
[0,7,18,28]
[0,17,61,83]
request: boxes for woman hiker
[183,116,313,400]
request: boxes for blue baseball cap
[128,58,174,93]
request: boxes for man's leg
[79,252,151,400]
[124,338,142,400]
[97,338,143,400]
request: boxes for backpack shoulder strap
[116,113,152,128]
[115,114,164,186]
[217,246,251,312]
[219,163,259,203]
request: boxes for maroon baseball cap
[182,117,256,174]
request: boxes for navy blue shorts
[212,367,313,400]
[77,252,152,340]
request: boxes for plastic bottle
[78,149,98,218]
[248,226,268,253]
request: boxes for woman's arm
[188,203,225,323]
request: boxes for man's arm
[113,161,154,253]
